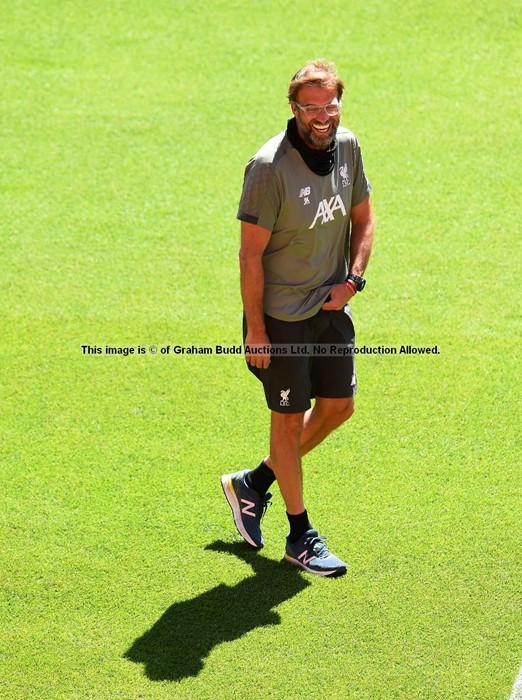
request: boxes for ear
[290,102,298,118]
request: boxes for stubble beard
[296,113,339,149]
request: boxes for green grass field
[1,1,521,698]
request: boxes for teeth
[313,124,330,131]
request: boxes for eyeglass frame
[292,98,342,117]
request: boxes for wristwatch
[346,273,366,292]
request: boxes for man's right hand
[244,330,271,369]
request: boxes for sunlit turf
[1,1,520,698]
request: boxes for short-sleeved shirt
[238,126,371,321]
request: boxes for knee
[336,397,355,425]
[271,410,305,437]
[323,397,355,428]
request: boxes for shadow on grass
[124,540,311,682]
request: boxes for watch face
[348,274,365,291]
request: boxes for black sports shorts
[243,308,356,413]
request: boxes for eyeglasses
[293,99,341,118]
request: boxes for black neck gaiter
[286,117,336,176]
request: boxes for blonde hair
[288,59,345,103]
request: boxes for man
[221,59,374,576]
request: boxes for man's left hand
[321,283,355,311]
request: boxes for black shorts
[244,308,357,413]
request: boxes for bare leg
[265,397,354,473]
[299,396,354,456]
[269,411,305,515]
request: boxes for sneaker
[220,470,272,548]
[284,529,347,577]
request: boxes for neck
[286,118,336,177]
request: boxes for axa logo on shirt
[309,195,347,229]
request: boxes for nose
[315,107,330,121]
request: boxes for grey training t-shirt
[238,125,371,321]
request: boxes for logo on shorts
[280,389,290,406]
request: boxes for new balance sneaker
[220,470,272,548]
[284,529,347,577]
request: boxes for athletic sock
[287,510,312,544]
[245,460,276,496]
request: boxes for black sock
[287,510,312,543]
[246,460,276,496]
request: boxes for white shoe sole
[283,552,346,577]
[220,473,261,548]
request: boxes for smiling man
[221,59,374,576]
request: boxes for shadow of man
[124,540,311,682]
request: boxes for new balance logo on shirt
[299,186,311,206]
[309,194,347,229]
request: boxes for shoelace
[304,533,328,557]
[260,494,272,521]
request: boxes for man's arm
[322,195,375,310]
[239,220,272,369]
[348,194,374,276]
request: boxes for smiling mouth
[312,123,331,133]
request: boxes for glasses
[293,99,341,118]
